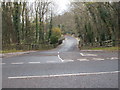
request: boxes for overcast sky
[27,0,71,15]
[54,0,70,14]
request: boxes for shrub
[50,35,58,44]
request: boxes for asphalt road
[2,35,119,88]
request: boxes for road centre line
[111,57,118,60]
[28,62,41,64]
[63,59,74,62]
[8,71,120,79]
[93,58,104,60]
[46,61,58,63]
[11,62,24,64]
[77,59,89,61]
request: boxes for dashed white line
[77,59,89,61]
[110,57,118,60]
[28,62,41,64]
[8,71,120,79]
[46,61,58,63]
[63,59,74,62]
[93,58,104,60]
[11,62,24,64]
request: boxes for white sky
[27,0,71,15]
[54,0,70,14]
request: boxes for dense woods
[1,1,119,51]
[53,2,119,48]
[73,2,119,48]
[2,1,62,50]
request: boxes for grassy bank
[1,49,24,53]
[1,45,55,54]
[81,46,119,51]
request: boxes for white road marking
[57,52,73,62]
[80,53,97,56]
[28,62,40,64]
[93,58,104,60]
[8,71,120,79]
[63,59,74,62]
[80,53,85,56]
[58,52,64,62]
[11,62,24,64]
[58,55,64,62]
[110,57,118,60]
[77,59,89,61]
[46,61,58,63]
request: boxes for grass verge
[1,45,55,54]
[1,49,24,54]
[81,46,119,51]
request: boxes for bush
[58,36,65,45]
[52,27,61,38]
[50,35,58,44]
[50,27,62,45]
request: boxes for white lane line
[77,59,89,61]
[58,52,64,62]
[80,53,97,56]
[110,57,118,60]
[28,62,41,64]
[46,61,58,63]
[11,62,24,64]
[93,58,104,60]
[63,59,74,62]
[8,71,120,79]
